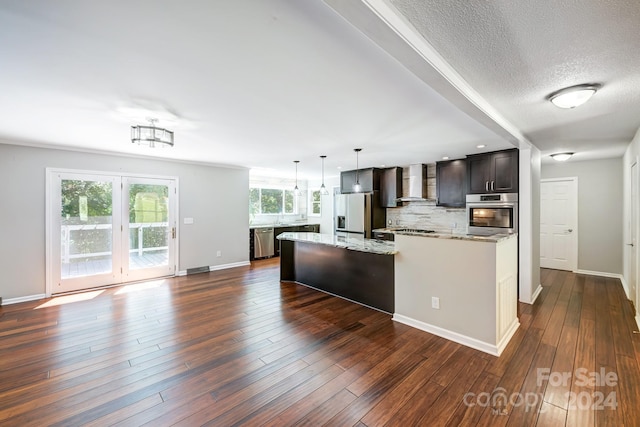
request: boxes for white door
[629,162,638,311]
[122,177,177,283]
[48,170,177,295]
[52,172,123,293]
[540,178,578,271]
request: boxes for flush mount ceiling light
[319,156,329,195]
[551,152,574,162]
[293,160,300,196]
[131,118,174,148]
[548,84,601,109]
[476,144,486,149]
[353,148,363,193]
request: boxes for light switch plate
[184,217,194,224]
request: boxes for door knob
[567,229,573,233]
[627,243,635,247]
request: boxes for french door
[48,170,177,295]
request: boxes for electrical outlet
[216,250,221,257]
[431,297,440,309]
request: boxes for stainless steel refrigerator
[334,192,386,239]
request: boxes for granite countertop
[277,232,397,255]
[250,222,320,229]
[374,227,517,243]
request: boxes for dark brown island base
[277,232,396,313]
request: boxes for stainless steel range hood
[397,164,428,201]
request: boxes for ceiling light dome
[548,84,601,109]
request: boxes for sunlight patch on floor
[35,290,105,309]
[115,279,166,295]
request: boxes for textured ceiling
[0,0,515,179]
[0,0,637,177]
[390,0,640,160]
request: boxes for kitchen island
[277,230,519,356]
[393,231,519,356]
[277,232,396,313]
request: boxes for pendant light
[319,155,329,195]
[131,118,174,148]
[293,160,300,196]
[353,148,362,193]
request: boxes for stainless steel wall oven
[466,193,518,235]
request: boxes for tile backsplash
[386,200,466,233]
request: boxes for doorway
[47,170,177,295]
[540,178,578,271]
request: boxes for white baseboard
[210,261,250,272]
[574,269,623,279]
[177,261,251,276]
[530,284,543,304]
[619,276,630,299]
[496,319,521,356]
[520,284,543,305]
[2,294,46,305]
[392,313,518,357]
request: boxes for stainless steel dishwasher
[254,227,275,259]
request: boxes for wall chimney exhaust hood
[397,164,428,201]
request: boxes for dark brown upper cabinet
[466,149,519,194]
[340,168,379,194]
[436,159,467,207]
[380,167,402,208]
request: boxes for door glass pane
[61,179,113,278]
[128,184,169,270]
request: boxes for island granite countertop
[277,232,397,255]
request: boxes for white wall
[542,158,623,274]
[0,142,249,300]
[519,146,542,304]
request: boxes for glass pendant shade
[353,148,362,193]
[293,160,300,195]
[320,155,329,195]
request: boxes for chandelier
[131,118,174,148]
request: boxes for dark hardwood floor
[0,260,639,426]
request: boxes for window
[249,188,297,215]
[309,190,321,216]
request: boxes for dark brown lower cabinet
[280,239,394,313]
